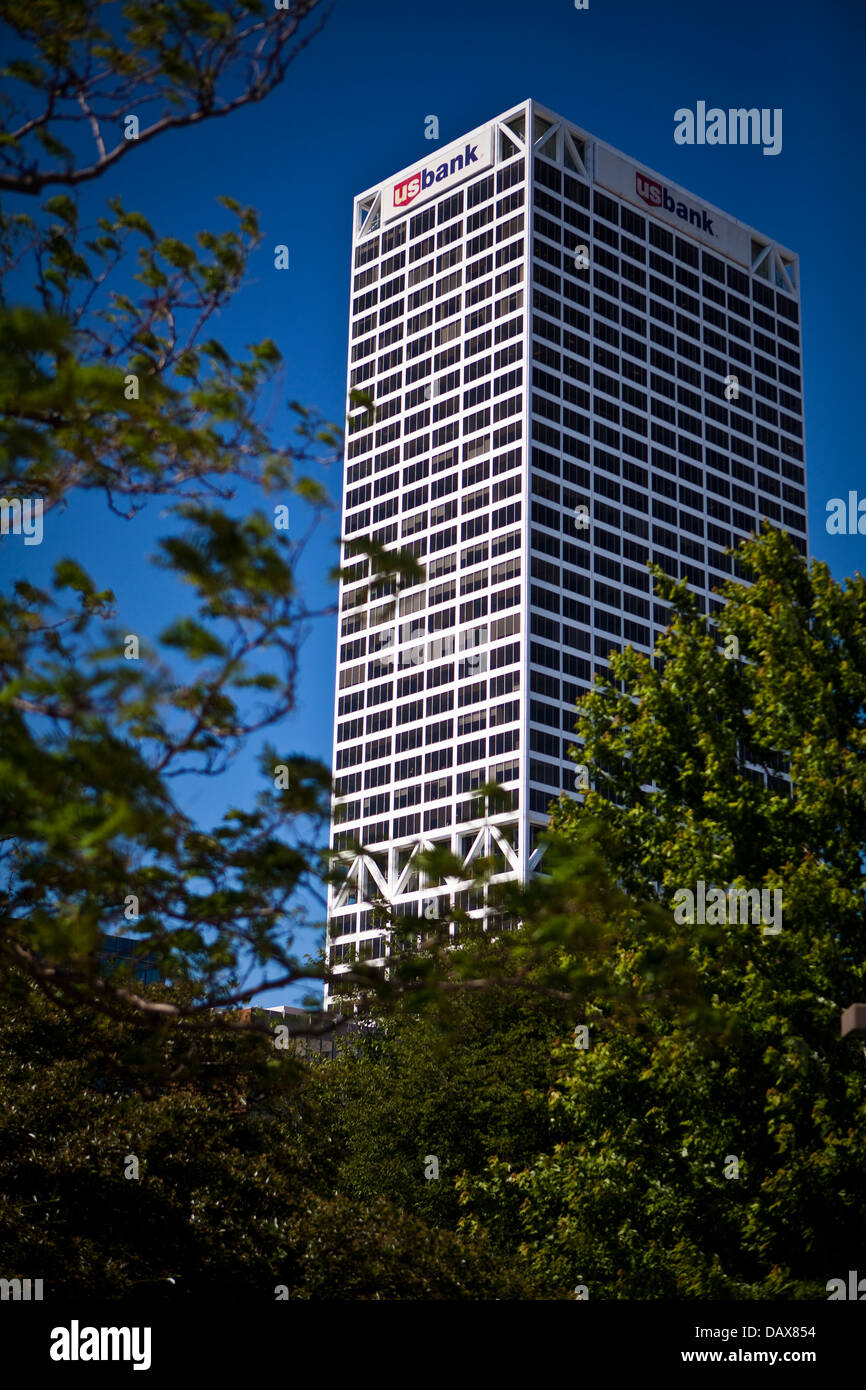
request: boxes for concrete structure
[326,98,807,1006]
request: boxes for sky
[5,0,865,1005]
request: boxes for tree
[0,4,559,1301]
[1,0,337,511]
[0,0,373,1033]
[312,929,575,1232]
[0,969,535,1299]
[0,1,329,197]
[458,531,866,1299]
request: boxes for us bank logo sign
[635,171,717,236]
[384,124,494,222]
[594,145,751,267]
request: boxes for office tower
[325,98,807,1006]
[98,934,162,986]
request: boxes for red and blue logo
[635,170,715,237]
[393,143,480,210]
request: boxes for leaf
[43,194,78,229]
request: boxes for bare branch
[75,87,106,164]
[0,3,335,194]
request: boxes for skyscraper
[325,98,807,1006]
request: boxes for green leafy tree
[1,0,337,510]
[313,927,576,1231]
[0,6,529,1298]
[0,0,375,1028]
[0,970,534,1299]
[458,531,866,1299]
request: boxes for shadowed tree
[457,531,866,1299]
[0,968,536,1299]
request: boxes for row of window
[339,609,519,673]
[343,721,685,825]
[532,218,799,340]
[353,189,524,274]
[529,286,801,382]
[533,345,800,412]
[341,594,522,663]
[340,474,524,558]
[527,522,806,598]
[335,739,789,842]
[346,434,520,494]
[529,482,804,536]
[352,213,525,297]
[347,400,524,466]
[348,282,525,357]
[352,252,523,321]
[351,344,525,412]
[353,162,525,272]
[337,671,520,726]
[347,441,521,517]
[329,897,522,945]
[345,467,523,524]
[340,563,521,640]
[340,532,801,704]
[350,292,526,380]
[335,644,521,760]
[351,371,525,430]
[337,672,521,734]
[340,512,523,620]
[531,483,805,540]
[330,936,387,964]
[530,289,801,396]
[344,393,801,526]
[529,399,804,491]
[528,387,803,450]
[532,160,798,317]
[532,446,804,508]
[530,429,803,500]
[345,495,523,539]
[343,473,802,596]
[332,790,520,849]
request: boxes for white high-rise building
[325,98,807,1006]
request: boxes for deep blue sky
[7,0,865,1003]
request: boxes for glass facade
[325,100,807,1007]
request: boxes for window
[458,708,486,735]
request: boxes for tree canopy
[457,532,866,1299]
[0,0,354,1032]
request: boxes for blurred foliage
[0,0,380,1023]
